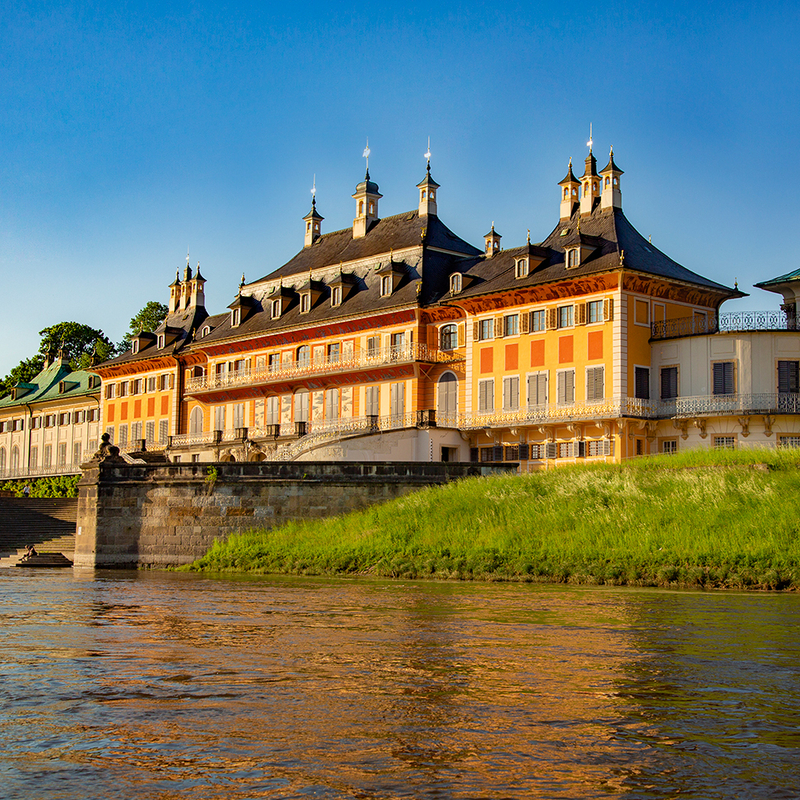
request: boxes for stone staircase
[0,498,78,567]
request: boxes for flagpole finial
[586,123,593,153]
[362,138,371,177]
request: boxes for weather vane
[363,138,371,172]
[587,123,593,153]
[424,136,431,165]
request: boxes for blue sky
[1,0,798,376]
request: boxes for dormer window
[300,293,311,313]
[157,334,165,348]
[132,340,139,354]
[232,308,242,327]
[381,276,392,297]
[515,257,529,278]
[450,273,462,294]
[271,299,281,319]
[200,326,211,338]
[567,248,580,268]
[331,286,342,307]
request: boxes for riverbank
[185,448,800,590]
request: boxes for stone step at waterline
[0,498,78,566]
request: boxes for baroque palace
[3,143,800,477]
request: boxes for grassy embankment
[185,448,800,590]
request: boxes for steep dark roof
[98,304,208,368]
[250,210,481,284]
[439,206,739,303]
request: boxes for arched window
[297,345,310,367]
[440,324,458,351]
[11,446,19,470]
[450,273,462,294]
[0,448,6,471]
[437,372,458,419]
[189,407,204,434]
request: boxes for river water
[1,570,798,800]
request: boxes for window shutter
[661,367,678,399]
[495,316,504,338]
[458,323,466,347]
[493,444,504,461]
[518,443,529,460]
[577,303,587,326]
[603,298,614,321]
[547,308,558,330]
[473,321,480,342]
[713,362,734,395]
[470,447,479,462]
[169,374,175,389]
[587,366,604,401]
[521,312,530,334]
[603,439,613,456]
[428,327,437,349]
[778,361,799,394]
[545,442,558,459]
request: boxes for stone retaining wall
[75,460,511,569]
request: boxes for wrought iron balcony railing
[652,310,797,341]
[185,344,464,393]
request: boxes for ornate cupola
[352,142,382,239]
[580,150,600,216]
[417,143,440,217]
[168,269,182,313]
[484,223,502,257]
[185,263,206,310]
[303,196,324,248]
[558,158,580,220]
[600,146,624,211]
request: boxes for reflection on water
[0,570,798,799]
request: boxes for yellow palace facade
[87,144,800,469]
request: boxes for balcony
[186,344,464,394]
[651,310,797,341]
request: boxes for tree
[118,301,169,352]
[37,322,116,369]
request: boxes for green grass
[184,447,800,590]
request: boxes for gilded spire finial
[586,123,593,153]
[424,136,431,168]
[527,229,531,244]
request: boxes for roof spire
[586,123,593,153]
[425,136,431,169]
